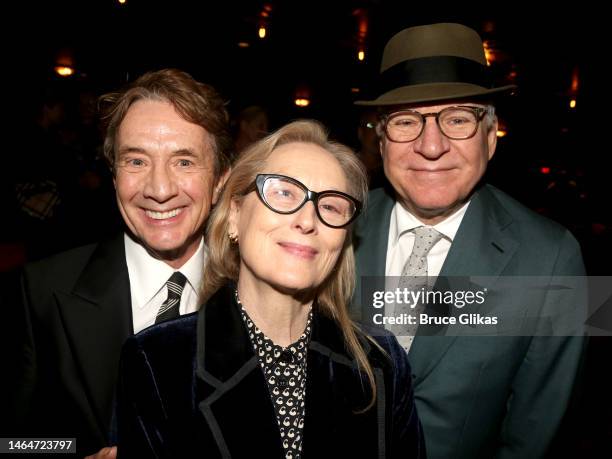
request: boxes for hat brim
[355,82,517,106]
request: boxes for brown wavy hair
[99,68,233,177]
[202,119,380,409]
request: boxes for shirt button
[279,350,295,364]
[278,377,288,388]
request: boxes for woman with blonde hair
[116,120,424,458]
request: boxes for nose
[412,117,451,159]
[143,163,179,202]
[291,201,317,233]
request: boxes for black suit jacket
[117,283,425,458]
[10,235,132,456]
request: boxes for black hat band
[378,55,493,95]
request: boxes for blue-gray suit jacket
[353,184,587,459]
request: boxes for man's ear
[376,122,386,158]
[378,137,386,158]
[212,168,231,205]
[487,117,498,161]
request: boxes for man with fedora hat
[352,23,586,458]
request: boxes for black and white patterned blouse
[236,291,312,459]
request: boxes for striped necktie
[155,271,187,324]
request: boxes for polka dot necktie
[155,271,187,324]
[393,226,444,351]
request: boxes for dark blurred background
[1,0,609,454]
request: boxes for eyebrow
[117,146,146,157]
[117,147,200,157]
[171,148,199,157]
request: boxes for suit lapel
[438,186,519,278]
[302,315,380,457]
[302,315,348,456]
[195,285,283,457]
[195,286,379,457]
[409,185,520,380]
[55,234,132,439]
[355,188,396,277]
[353,188,396,318]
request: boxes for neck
[398,197,469,226]
[134,233,202,269]
[236,275,313,347]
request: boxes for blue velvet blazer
[116,283,425,458]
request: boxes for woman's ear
[227,198,240,238]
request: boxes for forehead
[117,100,212,154]
[385,100,486,114]
[119,100,210,143]
[265,142,347,192]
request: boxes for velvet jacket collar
[119,282,424,458]
[193,283,384,457]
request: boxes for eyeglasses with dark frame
[246,174,362,228]
[380,105,488,143]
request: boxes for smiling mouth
[278,242,318,259]
[145,208,183,220]
[411,167,454,173]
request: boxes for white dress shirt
[124,234,205,334]
[383,201,470,350]
[385,200,470,277]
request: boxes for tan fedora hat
[356,22,516,106]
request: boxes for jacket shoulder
[485,185,581,247]
[367,187,392,207]
[26,243,98,270]
[362,188,394,218]
[483,185,584,274]
[22,243,100,295]
[354,187,394,237]
[487,185,571,237]
[125,313,199,354]
[370,329,409,366]
[355,323,412,375]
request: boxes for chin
[268,274,316,295]
[142,236,192,257]
[144,240,183,253]
[413,192,459,210]
[144,230,188,248]
[418,201,454,213]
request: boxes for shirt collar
[390,199,471,245]
[124,234,205,309]
[239,302,313,364]
[235,288,313,354]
